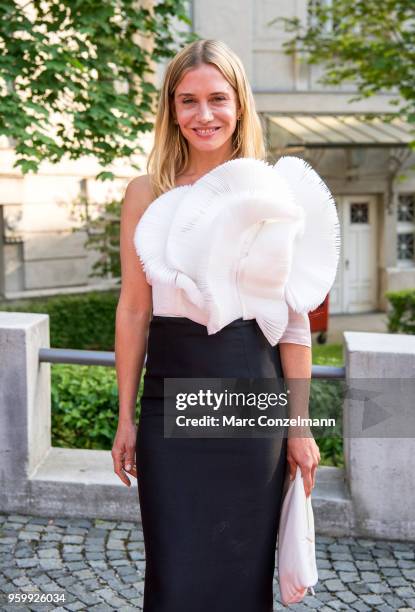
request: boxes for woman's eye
[181,97,226,104]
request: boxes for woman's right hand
[112,420,138,487]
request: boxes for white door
[329,195,378,313]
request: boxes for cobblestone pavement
[1,512,414,611]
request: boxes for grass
[312,342,343,366]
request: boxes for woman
[112,39,330,611]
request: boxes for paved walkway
[1,513,414,611]
[323,311,390,344]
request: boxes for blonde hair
[147,39,266,197]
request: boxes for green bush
[311,342,344,467]
[310,379,344,467]
[1,287,345,466]
[50,362,345,467]
[51,364,143,450]
[1,290,119,350]
[385,288,415,335]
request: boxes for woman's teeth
[194,128,220,135]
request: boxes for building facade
[1,0,414,312]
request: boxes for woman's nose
[197,103,213,123]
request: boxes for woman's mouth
[192,127,221,138]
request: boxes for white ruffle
[134,157,340,346]
[133,185,205,309]
[273,156,341,313]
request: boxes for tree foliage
[0,0,195,176]
[272,0,415,146]
[71,193,122,280]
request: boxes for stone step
[18,448,358,536]
[312,465,356,536]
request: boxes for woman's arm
[279,342,312,429]
[279,307,320,497]
[112,175,153,487]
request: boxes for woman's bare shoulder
[123,174,155,217]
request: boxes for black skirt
[136,316,288,612]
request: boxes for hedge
[310,379,344,467]
[311,343,344,467]
[385,288,415,335]
[51,363,142,450]
[1,290,119,350]
[50,363,344,466]
[1,290,345,465]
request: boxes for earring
[234,124,242,148]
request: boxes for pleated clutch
[277,465,318,606]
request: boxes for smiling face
[173,63,240,157]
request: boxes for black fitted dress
[136,316,288,612]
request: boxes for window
[350,203,369,224]
[307,0,340,33]
[397,194,415,267]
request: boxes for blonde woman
[112,39,338,611]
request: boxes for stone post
[343,331,415,539]
[0,312,51,509]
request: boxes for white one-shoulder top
[134,156,340,348]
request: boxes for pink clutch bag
[277,465,319,605]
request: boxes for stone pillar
[0,207,5,297]
[343,331,415,539]
[0,312,50,509]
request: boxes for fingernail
[126,464,131,470]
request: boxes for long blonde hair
[147,39,266,197]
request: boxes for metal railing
[39,348,117,367]
[39,348,346,379]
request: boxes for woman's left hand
[286,436,320,497]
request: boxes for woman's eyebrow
[176,91,230,97]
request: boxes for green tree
[0,0,195,177]
[71,193,123,280]
[271,0,415,148]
